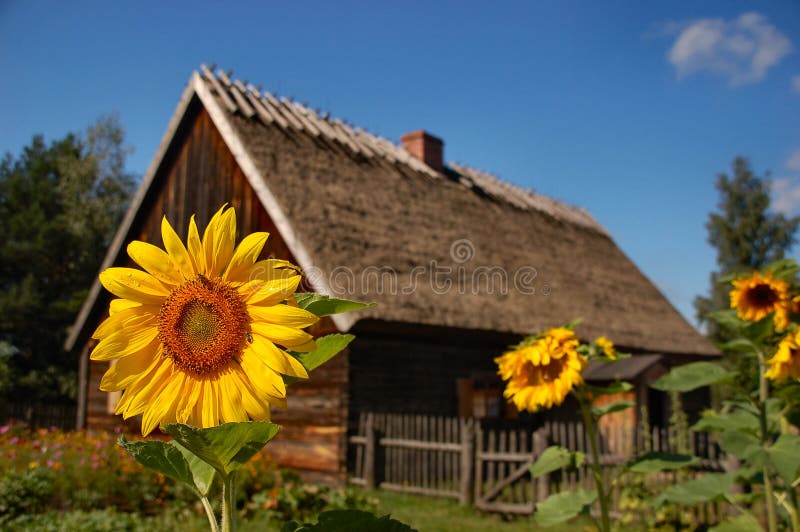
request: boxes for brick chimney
[401,130,444,172]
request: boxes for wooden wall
[82,101,348,481]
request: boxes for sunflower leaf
[162,421,280,476]
[530,446,584,478]
[285,334,354,386]
[535,489,596,527]
[118,437,215,495]
[651,362,735,392]
[652,473,735,506]
[709,513,764,532]
[591,400,635,419]
[284,509,415,531]
[294,293,375,317]
[627,452,699,474]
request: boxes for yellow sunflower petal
[161,216,195,279]
[251,322,315,350]
[99,268,169,305]
[127,241,183,286]
[248,335,309,379]
[238,376,272,420]
[245,275,302,306]
[90,327,159,361]
[109,298,143,315]
[117,358,174,419]
[203,206,237,278]
[241,348,287,397]
[92,307,157,340]
[219,370,247,423]
[201,380,219,427]
[177,377,202,424]
[247,304,319,329]
[100,349,161,391]
[187,215,206,275]
[224,232,269,282]
[142,373,185,436]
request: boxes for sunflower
[91,205,318,435]
[594,336,616,360]
[495,327,587,412]
[765,329,800,383]
[730,271,790,330]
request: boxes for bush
[243,482,379,524]
[0,467,55,522]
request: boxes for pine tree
[694,156,799,342]
[0,115,135,402]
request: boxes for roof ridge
[199,64,607,235]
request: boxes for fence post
[533,428,549,503]
[364,413,376,490]
[460,418,475,506]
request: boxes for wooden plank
[380,482,459,499]
[474,423,484,505]
[486,428,496,496]
[364,413,375,490]
[199,65,237,113]
[459,419,474,506]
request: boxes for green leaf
[163,421,280,476]
[627,452,699,474]
[719,431,764,464]
[118,437,215,496]
[717,338,756,353]
[591,400,635,418]
[766,434,800,485]
[653,473,735,506]
[535,489,597,528]
[286,509,415,531]
[691,409,759,434]
[529,446,584,478]
[709,513,764,532]
[294,293,375,317]
[586,381,634,396]
[170,441,216,496]
[651,362,734,392]
[744,315,774,342]
[285,334,355,385]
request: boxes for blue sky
[2,1,800,327]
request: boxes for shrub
[0,468,55,522]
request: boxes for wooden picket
[348,412,725,524]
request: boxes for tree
[694,157,799,393]
[0,115,135,403]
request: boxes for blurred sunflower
[91,205,317,435]
[495,327,586,412]
[594,336,616,360]
[765,329,800,383]
[730,271,789,330]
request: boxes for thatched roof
[66,66,718,357]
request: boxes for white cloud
[773,178,800,215]
[667,12,792,86]
[788,149,800,171]
[792,75,800,93]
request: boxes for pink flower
[0,425,9,434]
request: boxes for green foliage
[0,115,135,402]
[652,473,735,506]
[283,509,415,532]
[627,452,699,474]
[0,468,55,522]
[294,293,375,317]
[286,333,355,386]
[651,362,734,392]
[118,438,216,496]
[590,400,635,418]
[694,156,800,342]
[534,489,597,527]
[162,421,280,476]
[529,446,585,478]
[709,513,765,532]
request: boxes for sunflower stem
[221,472,236,532]
[199,495,219,532]
[756,348,778,532]
[579,396,611,532]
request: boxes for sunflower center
[747,284,779,309]
[523,357,566,385]
[158,276,250,375]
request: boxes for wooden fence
[0,402,77,431]
[349,412,725,522]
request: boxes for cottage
[65,65,718,482]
